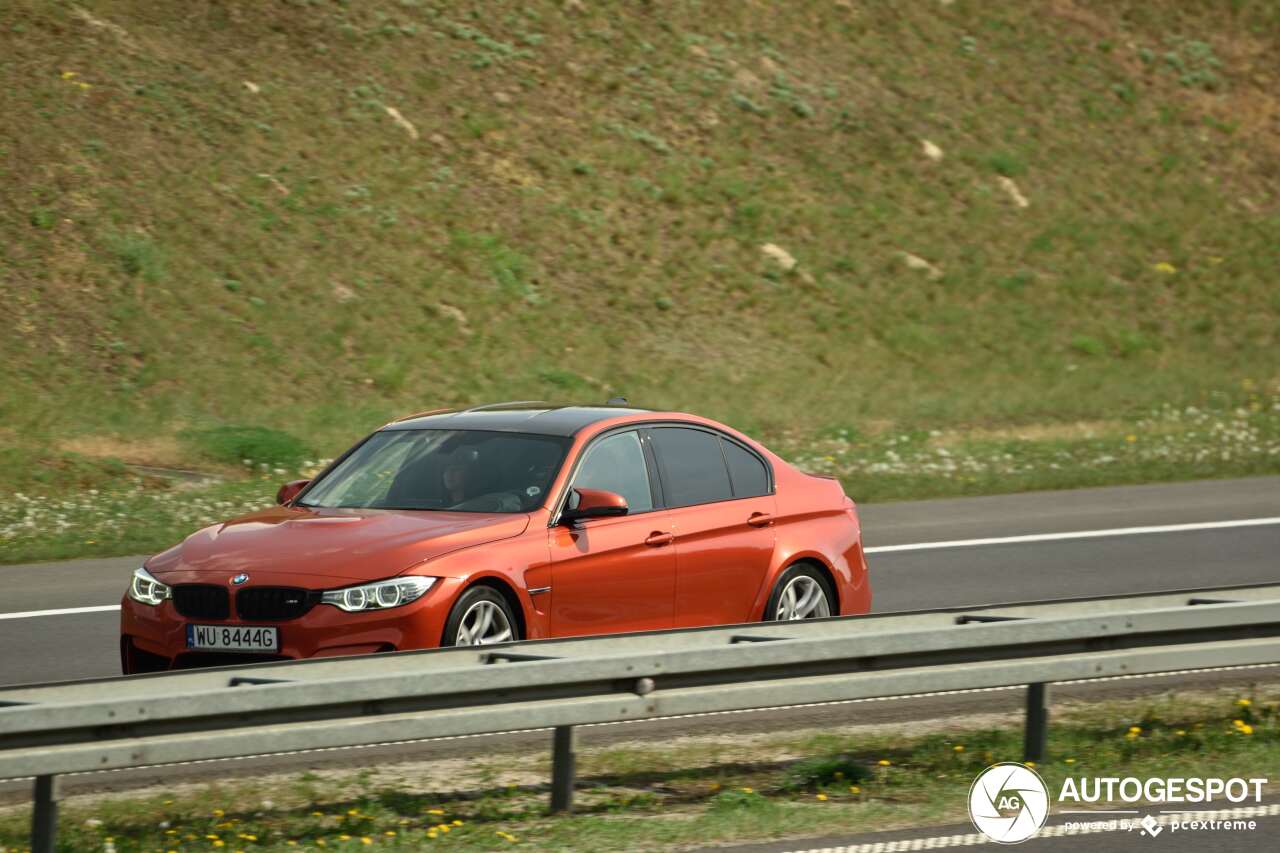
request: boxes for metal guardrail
[4,583,1280,851]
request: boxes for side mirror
[562,488,628,523]
[276,479,310,506]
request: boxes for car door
[649,426,777,628]
[548,429,676,637]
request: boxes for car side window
[571,431,654,513]
[651,427,734,508]
[722,439,770,498]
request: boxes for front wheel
[765,565,835,621]
[442,586,520,646]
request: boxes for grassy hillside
[1,1,1278,559]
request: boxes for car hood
[145,506,529,586]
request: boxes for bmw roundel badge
[230,573,250,586]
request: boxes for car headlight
[128,567,172,606]
[321,576,436,612]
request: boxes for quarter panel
[752,461,871,619]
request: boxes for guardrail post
[32,774,59,853]
[550,725,576,813]
[1023,683,1049,763]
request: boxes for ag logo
[968,762,1050,844]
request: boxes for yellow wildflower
[877,759,891,766]
[849,785,861,794]
[741,787,753,794]
[1152,262,1177,274]
[816,793,828,801]
[954,745,965,752]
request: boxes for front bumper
[119,577,459,673]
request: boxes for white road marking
[4,516,1277,621]
[0,604,119,621]
[779,803,1280,852]
[864,516,1280,554]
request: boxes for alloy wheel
[775,576,831,620]
[456,600,514,645]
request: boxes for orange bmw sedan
[120,403,871,672]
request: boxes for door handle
[644,531,674,547]
[747,512,774,528]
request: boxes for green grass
[2,689,1274,851]
[1,1,1278,560]
[179,425,314,469]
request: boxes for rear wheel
[442,586,520,646]
[765,565,835,621]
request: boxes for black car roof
[382,402,651,437]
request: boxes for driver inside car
[442,446,480,507]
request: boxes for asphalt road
[2,475,1276,686]
[0,476,1275,805]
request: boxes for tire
[764,564,836,621]
[441,585,521,647]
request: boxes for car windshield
[297,429,571,513]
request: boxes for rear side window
[722,439,770,498]
[651,427,733,507]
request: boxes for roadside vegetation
[2,1,1278,562]
[2,385,1277,564]
[0,688,1274,851]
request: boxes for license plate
[186,624,279,653]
